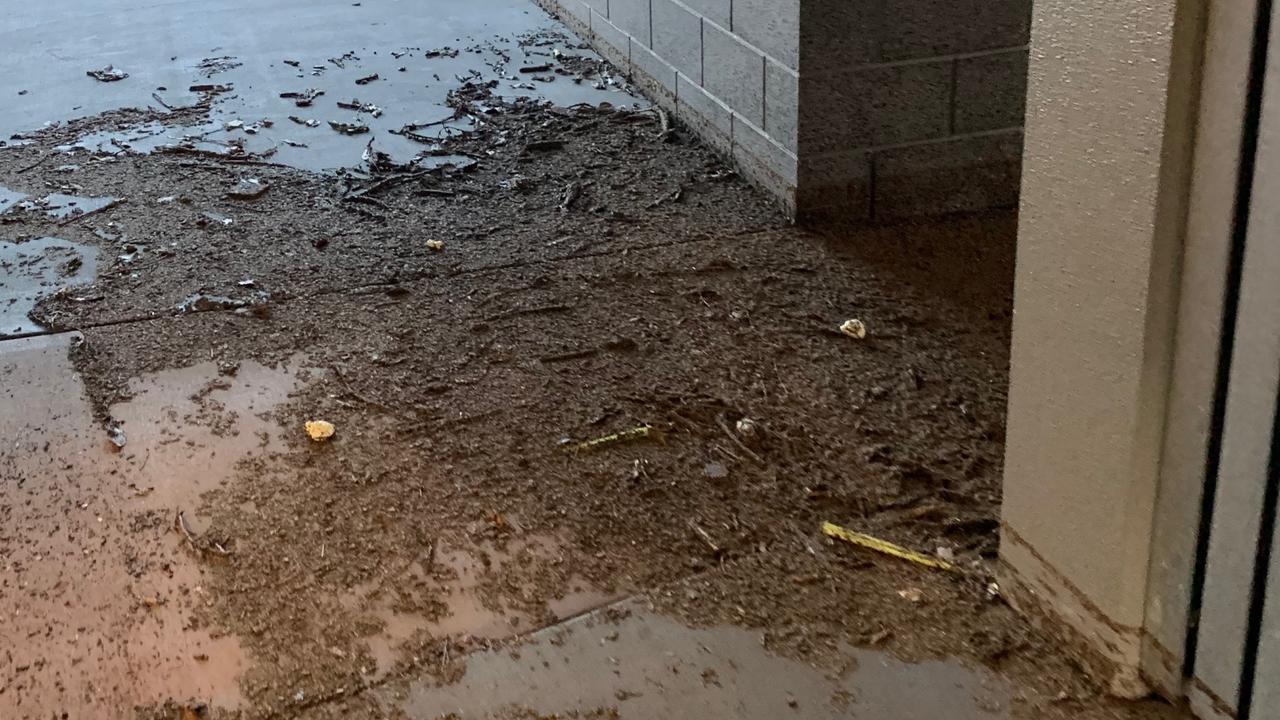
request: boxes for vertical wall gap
[699,18,704,84]
[1239,371,1280,718]
[1234,10,1279,713]
[1185,0,1274,683]
[761,56,768,132]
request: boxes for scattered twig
[154,145,278,165]
[483,303,570,322]
[416,187,456,198]
[329,364,389,410]
[713,443,744,464]
[16,152,52,174]
[151,92,174,110]
[668,412,706,436]
[347,169,432,198]
[539,348,599,364]
[176,511,232,557]
[431,408,503,430]
[715,414,765,467]
[689,519,722,556]
[57,198,127,227]
[343,194,391,210]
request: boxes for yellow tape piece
[568,425,661,453]
[821,521,957,572]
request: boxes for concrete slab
[0,236,98,336]
[0,331,618,717]
[0,0,644,171]
[0,332,309,716]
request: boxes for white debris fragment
[839,318,867,339]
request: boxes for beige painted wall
[1001,0,1202,694]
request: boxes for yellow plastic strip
[568,425,657,453]
[821,521,957,572]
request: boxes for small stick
[57,198,126,226]
[176,511,231,557]
[17,152,52,174]
[716,414,765,467]
[539,348,598,363]
[484,303,570,322]
[329,364,388,410]
[689,519,722,555]
[668,411,704,434]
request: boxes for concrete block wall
[798,0,1031,220]
[537,0,1030,221]
[536,0,802,213]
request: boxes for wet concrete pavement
[2,0,639,171]
[0,236,98,335]
[385,599,1011,719]
[0,333,252,712]
[0,328,1016,718]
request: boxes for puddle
[0,336,306,716]
[391,601,1013,719]
[38,192,118,220]
[0,236,98,335]
[110,357,305,514]
[5,0,643,173]
[342,535,614,676]
[0,185,27,213]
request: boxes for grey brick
[702,23,764,125]
[873,131,1023,219]
[801,0,1031,68]
[558,0,592,26]
[801,62,950,153]
[954,50,1029,133]
[764,58,798,153]
[733,115,799,213]
[797,151,872,220]
[631,42,678,100]
[590,10,631,68]
[734,115,798,184]
[676,72,732,152]
[680,0,730,28]
[609,0,651,46]
[731,0,799,69]
[651,0,702,82]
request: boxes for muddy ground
[0,7,1185,720]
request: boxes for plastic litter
[821,521,957,572]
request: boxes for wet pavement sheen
[2,0,640,171]
[387,599,1011,719]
